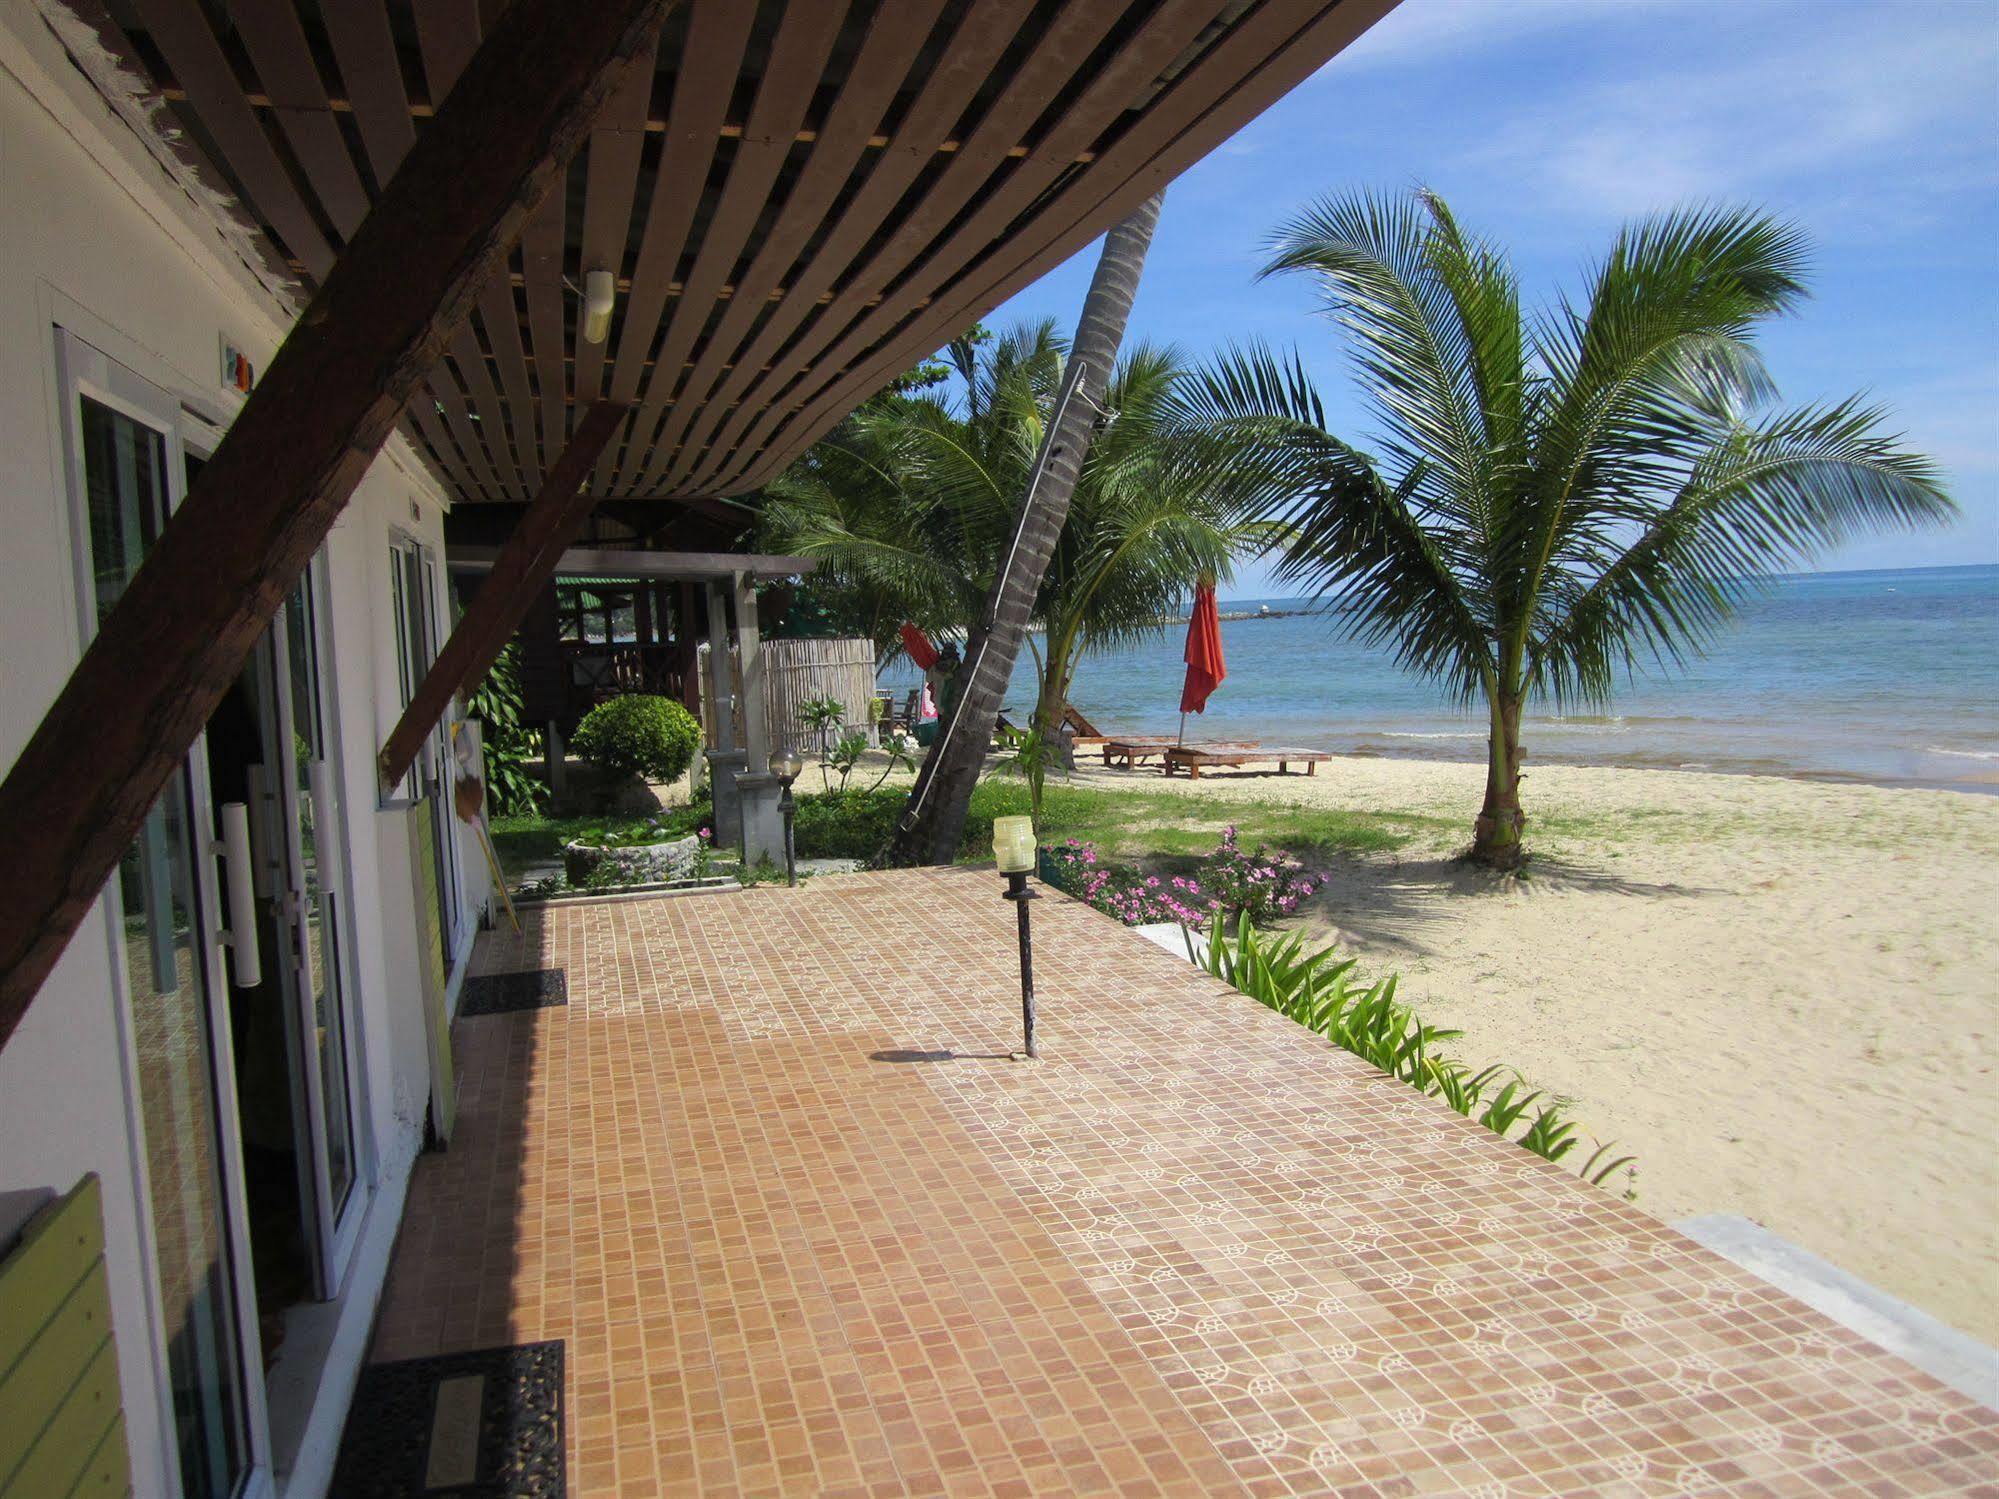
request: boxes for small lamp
[772,749,804,886]
[993,815,1039,1059]
[581,269,616,344]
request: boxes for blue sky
[985,0,1999,597]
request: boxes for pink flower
[698,826,711,841]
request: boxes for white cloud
[1455,3,1998,228]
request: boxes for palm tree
[766,321,1269,819]
[1182,190,1953,869]
[890,193,1166,865]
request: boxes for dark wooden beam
[379,399,630,787]
[0,2,675,1047]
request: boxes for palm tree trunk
[1472,689,1526,868]
[887,192,1164,865]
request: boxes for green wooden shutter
[0,1175,131,1498]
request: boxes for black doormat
[330,1340,564,1497]
[459,969,567,1017]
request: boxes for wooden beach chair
[1162,745,1336,780]
[1062,703,1108,747]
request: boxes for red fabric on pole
[899,623,939,670]
[1179,583,1226,714]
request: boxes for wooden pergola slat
[633,0,949,485]
[69,0,1398,505]
[693,0,1239,493]
[521,194,571,464]
[231,3,373,238]
[601,1,754,413]
[319,0,415,191]
[0,0,676,1040]
[132,0,337,277]
[683,0,1135,490]
[609,0,849,492]
[726,0,1393,494]
[659,0,1034,484]
[572,43,659,407]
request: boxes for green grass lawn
[491,777,1448,880]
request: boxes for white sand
[1056,755,1999,1344]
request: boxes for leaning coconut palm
[1182,190,1952,868]
[907,340,1271,815]
[892,193,1166,866]
[767,323,1273,819]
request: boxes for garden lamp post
[993,815,1038,1060]
[773,749,803,886]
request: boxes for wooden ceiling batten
[678,0,1133,490]
[522,193,571,464]
[695,0,1238,493]
[659,0,1036,486]
[478,269,542,479]
[130,0,337,277]
[607,0,850,494]
[635,0,950,482]
[571,38,660,406]
[599,1,755,414]
[319,0,417,187]
[58,0,1395,507]
[732,0,1392,493]
[230,3,373,238]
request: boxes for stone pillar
[702,583,742,846]
[733,570,769,777]
[730,571,785,867]
[733,769,786,870]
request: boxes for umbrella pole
[1178,710,1186,747]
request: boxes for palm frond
[1530,396,1953,703]
[1179,343,1497,700]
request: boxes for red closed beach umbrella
[1178,578,1226,741]
[899,622,939,670]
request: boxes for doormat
[459,969,567,1017]
[330,1340,564,1497]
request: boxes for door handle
[217,801,262,988]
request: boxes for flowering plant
[1039,832,1317,928]
[1043,839,1219,926]
[1200,825,1317,922]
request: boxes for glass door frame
[180,419,371,1300]
[267,562,370,1290]
[54,328,274,1499]
[387,530,464,958]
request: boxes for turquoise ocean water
[880,565,1999,791]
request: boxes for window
[555,582,639,644]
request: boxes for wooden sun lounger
[1098,736,1177,770]
[1063,703,1107,745]
[1162,745,1337,779]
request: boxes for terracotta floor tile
[366,869,1999,1495]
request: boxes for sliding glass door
[59,333,262,1498]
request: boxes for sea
[878,565,1999,792]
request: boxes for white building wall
[0,7,474,1493]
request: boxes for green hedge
[787,783,1033,861]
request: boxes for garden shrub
[791,787,903,859]
[571,695,701,783]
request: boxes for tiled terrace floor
[369,868,1999,1496]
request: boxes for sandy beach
[1051,754,1999,1343]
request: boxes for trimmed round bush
[571,695,702,784]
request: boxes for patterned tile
[370,868,1999,1496]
